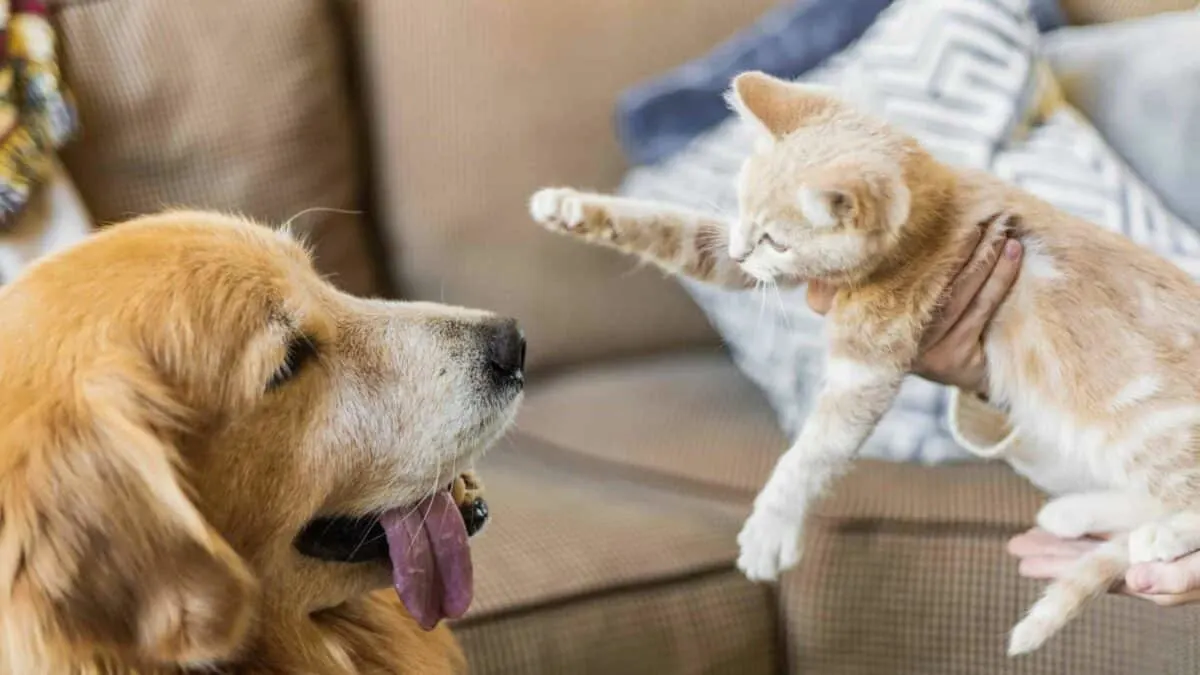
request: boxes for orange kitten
[531,71,1200,655]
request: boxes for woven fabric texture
[463,434,750,619]
[788,521,1200,673]
[54,0,381,296]
[458,570,778,675]
[518,352,786,497]
[1060,0,1197,23]
[358,0,782,370]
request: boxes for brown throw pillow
[55,0,382,296]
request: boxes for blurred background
[11,0,1199,672]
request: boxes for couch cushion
[1059,0,1197,24]
[466,432,753,616]
[519,352,1047,523]
[788,513,1200,673]
[358,0,801,371]
[816,458,1042,526]
[54,0,383,297]
[461,432,778,673]
[1044,10,1200,229]
[458,569,778,675]
[518,352,786,497]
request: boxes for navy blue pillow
[616,0,1067,166]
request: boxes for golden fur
[0,211,522,673]
[530,71,1200,655]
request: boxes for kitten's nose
[729,245,751,263]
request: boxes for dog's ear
[1,359,257,668]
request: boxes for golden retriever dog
[0,211,525,673]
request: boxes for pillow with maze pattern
[619,0,1199,464]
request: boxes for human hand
[1008,527,1200,606]
[806,220,1023,394]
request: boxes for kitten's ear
[797,186,849,229]
[798,169,911,230]
[726,71,840,141]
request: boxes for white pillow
[620,0,1198,464]
[1042,10,1200,229]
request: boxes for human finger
[920,224,993,347]
[939,238,1022,347]
[1017,556,1076,580]
[806,280,835,316]
[1127,557,1200,596]
[1006,528,1102,559]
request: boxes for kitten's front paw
[1036,496,1096,540]
[529,188,614,240]
[736,508,803,582]
[1129,520,1196,564]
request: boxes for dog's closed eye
[267,335,318,390]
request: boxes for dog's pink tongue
[379,491,473,630]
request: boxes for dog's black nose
[487,319,525,376]
[460,498,489,537]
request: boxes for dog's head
[0,212,523,671]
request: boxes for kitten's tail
[1007,535,1128,656]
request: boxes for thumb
[1127,556,1200,595]
[806,281,835,316]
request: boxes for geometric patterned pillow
[619,0,1198,464]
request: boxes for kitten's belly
[1001,422,1115,496]
[985,328,1125,497]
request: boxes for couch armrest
[1060,0,1197,24]
[359,0,778,370]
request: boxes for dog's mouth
[294,487,489,630]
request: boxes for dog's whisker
[346,515,377,562]
[280,206,363,237]
[407,459,445,551]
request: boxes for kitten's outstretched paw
[736,508,803,582]
[529,188,615,240]
[530,188,583,229]
[1130,520,1196,564]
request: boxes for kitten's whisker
[771,281,795,332]
[755,279,770,329]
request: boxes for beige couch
[51,0,1200,672]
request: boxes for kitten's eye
[759,233,789,253]
[267,335,318,390]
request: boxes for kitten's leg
[1008,534,1130,656]
[737,356,903,581]
[529,188,762,289]
[1036,491,1168,540]
[1129,511,1200,564]
[1128,438,1200,563]
[1012,496,1181,654]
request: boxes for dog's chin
[295,386,517,567]
[293,377,519,622]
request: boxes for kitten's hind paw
[1129,519,1198,564]
[736,508,803,582]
